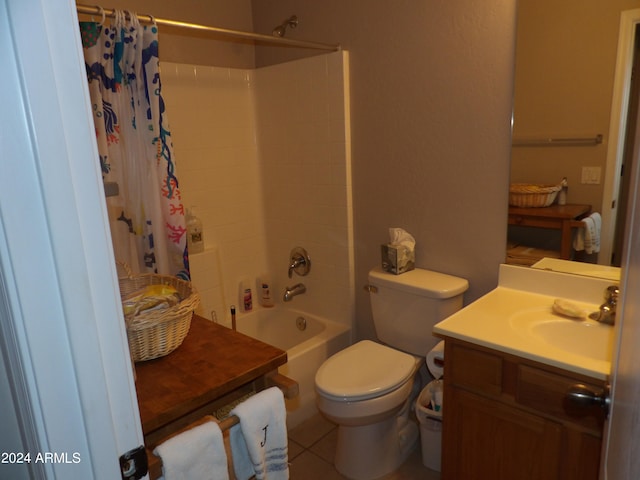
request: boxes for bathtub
[235,307,351,429]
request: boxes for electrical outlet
[581,166,601,185]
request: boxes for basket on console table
[118,263,200,362]
[509,183,562,208]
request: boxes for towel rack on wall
[512,134,603,147]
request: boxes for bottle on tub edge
[260,281,274,308]
[186,206,204,254]
[240,279,253,312]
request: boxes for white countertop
[433,264,617,380]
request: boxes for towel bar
[218,414,240,431]
[266,371,300,399]
[512,134,603,147]
[148,378,298,479]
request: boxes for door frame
[0,0,144,478]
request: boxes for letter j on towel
[230,387,289,480]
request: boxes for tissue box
[381,244,415,274]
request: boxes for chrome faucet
[591,285,619,325]
[283,283,306,302]
[288,247,311,278]
[288,256,305,278]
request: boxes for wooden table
[134,314,289,478]
[508,204,592,259]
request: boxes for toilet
[315,266,468,479]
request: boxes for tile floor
[287,414,441,480]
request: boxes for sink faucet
[283,283,306,302]
[591,285,619,325]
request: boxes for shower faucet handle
[288,247,311,278]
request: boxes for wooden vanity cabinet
[440,338,605,480]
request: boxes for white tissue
[389,228,416,250]
[382,227,416,274]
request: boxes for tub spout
[283,283,306,302]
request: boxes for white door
[601,27,640,477]
[0,0,145,479]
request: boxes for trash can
[416,380,443,472]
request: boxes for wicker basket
[118,264,200,362]
[509,183,562,208]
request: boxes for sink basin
[433,265,618,379]
[530,318,614,359]
[509,307,615,362]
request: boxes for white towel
[154,420,229,480]
[573,212,601,254]
[229,387,289,480]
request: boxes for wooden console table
[134,314,292,479]
[508,204,592,260]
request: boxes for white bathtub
[236,307,351,429]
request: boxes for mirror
[508,0,640,278]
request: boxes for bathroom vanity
[134,314,293,479]
[441,338,605,479]
[433,265,614,480]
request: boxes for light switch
[581,166,601,185]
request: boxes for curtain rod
[76,4,340,52]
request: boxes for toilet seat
[315,340,416,402]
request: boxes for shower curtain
[80,11,189,279]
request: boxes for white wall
[256,51,354,325]
[161,62,266,322]
[161,52,354,326]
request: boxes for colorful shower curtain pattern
[80,12,189,279]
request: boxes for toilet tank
[368,266,468,355]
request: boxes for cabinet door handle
[564,384,610,418]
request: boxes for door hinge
[120,445,148,480]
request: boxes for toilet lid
[315,340,416,401]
